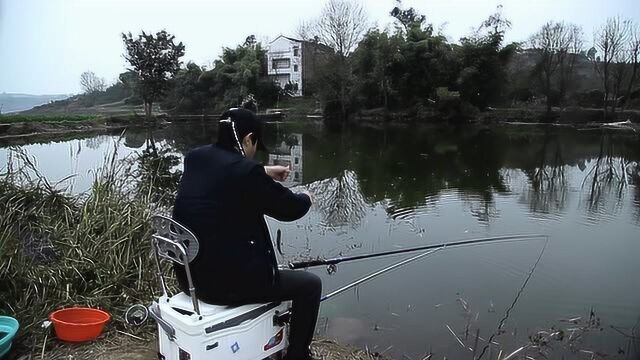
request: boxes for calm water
[2,122,639,359]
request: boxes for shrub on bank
[0,147,169,349]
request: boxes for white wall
[267,36,302,96]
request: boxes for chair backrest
[151,215,200,265]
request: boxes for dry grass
[19,336,385,360]
[0,143,170,353]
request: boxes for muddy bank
[0,112,287,140]
[0,116,137,140]
[12,335,386,360]
[353,106,640,124]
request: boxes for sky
[0,0,638,95]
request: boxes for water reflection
[268,133,304,187]
[580,134,634,222]
[521,132,568,214]
[2,123,640,359]
[306,170,367,229]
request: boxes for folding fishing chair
[148,215,291,360]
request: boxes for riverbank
[0,112,286,139]
[0,115,137,140]
[5,98,640,139]
[353,106,640,125]
[12,335,384,360]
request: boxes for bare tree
[297,20,316,42]
[559,24,584,100]
[623,23,640,110]
[301,0,369,120]
[592,17,631,118]
[530,21,572,113]
[79,71,105,94]
[308,0,368,57]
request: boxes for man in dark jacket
[172,108,320,360]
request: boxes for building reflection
[268,133,303,187]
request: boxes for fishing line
[320,247,444,302]
[289,234,548,270]
[475,236,550,360]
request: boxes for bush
[0,146,171,348]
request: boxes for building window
[294,157,299,164]
[272,58,290,69]
[293,47,299,56]
[293,65,299,72]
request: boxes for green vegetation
[122,30,186,119]
[303,3,519,121]
[276,97,321,116]
[0,114,98,124]
[0,144,180,347]
[23,1,640,125]
[161,35,288,113]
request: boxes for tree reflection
[581,133,630,214]
[116,122,640,225]
[626,161,640,222]
[306,170,367,229]
[522,132,568,214]
[126,130,182,204]
[84,135,110,150]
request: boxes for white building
[266,35,331,97]
[267,36,304,97]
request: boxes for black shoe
[282,350,314,360]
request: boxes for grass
[274,96,321,116]
[0,114,98,124]
[0,143,173,353]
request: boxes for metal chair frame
[151,214,201,315]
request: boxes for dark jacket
[172,144,311,303]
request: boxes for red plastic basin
[49,307,111,342]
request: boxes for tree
[623,24,640,109]
[352,29,402,109]
[79,71,105,94]
[530,22,572,113]
[198,36,282,110]
[161,62,208,113]
[390,0,427,35]
[386,2,456,108]
[308,0,367,58]
[592,17,631,118]
[301,0,369,121]
[122,30,185,120]
[559,24,584,100]
[456,6,517,110]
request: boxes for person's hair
[216,120,257,154]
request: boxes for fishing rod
[320,247,444,302]
[317,234,548,303]
[288,234,548,270]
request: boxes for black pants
[196,270,322,359]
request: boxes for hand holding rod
[288,234,547,270]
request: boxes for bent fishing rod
[288,234,548,270]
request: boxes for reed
[0,144,169,349]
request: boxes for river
[1,121,639,359]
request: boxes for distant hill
[0,93,71,114]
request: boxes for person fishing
[172,108,320,360]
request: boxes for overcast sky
[1,0,638,95]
